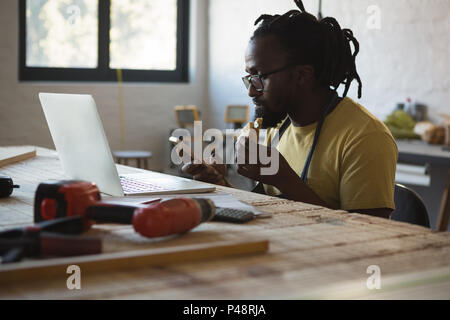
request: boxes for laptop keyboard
[120,176,174,193]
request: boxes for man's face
[244,35,295,128]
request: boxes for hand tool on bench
[34,180,216,239]
[0,216,101,264]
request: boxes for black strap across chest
[251,92,338,194]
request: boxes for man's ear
[295,65,315,87]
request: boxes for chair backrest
[436,170,450,231]
[225,105,249,125]
[391,184,430,228]
[174,105,200,128]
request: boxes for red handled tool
[0,216,101,264]
[34,180,141,229]
[34,181,216,239]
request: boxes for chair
[436,170,450,231]
[174,105,200,128]
[225,105,249,129]
[391,184,430,228]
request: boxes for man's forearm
[276,171,330,208]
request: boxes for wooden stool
[113,150,152,169]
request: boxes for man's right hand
[182,162,230,187]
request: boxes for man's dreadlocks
[252,0,362,98]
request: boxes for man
[183,0,397,219]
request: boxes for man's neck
[289,89,340,127]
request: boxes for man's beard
[253,105,288,129]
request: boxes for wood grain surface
[0,146,449,299]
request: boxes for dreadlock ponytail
[252,0,363,98]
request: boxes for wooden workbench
[0,146,449,299]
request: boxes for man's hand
[175,139,231,187]
[182,162,231,187]
[236,136,293,187]
[236,137,329,207]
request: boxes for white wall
[206,0,450,129]
[1,0,448,170]
[0,0,209,171]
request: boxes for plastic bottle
[405,97,414,119]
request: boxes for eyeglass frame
[242,63,298,92]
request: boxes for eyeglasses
[242,64,296,92]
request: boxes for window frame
[18,0,189,82]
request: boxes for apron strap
[251,91,338,194]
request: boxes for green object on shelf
[384,110,420,139]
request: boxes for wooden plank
[0,239,268,284]
[0,146,36,167]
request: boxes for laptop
[38,93,215,197]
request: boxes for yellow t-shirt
[263,97,398,210]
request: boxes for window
[19,0,189,82]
